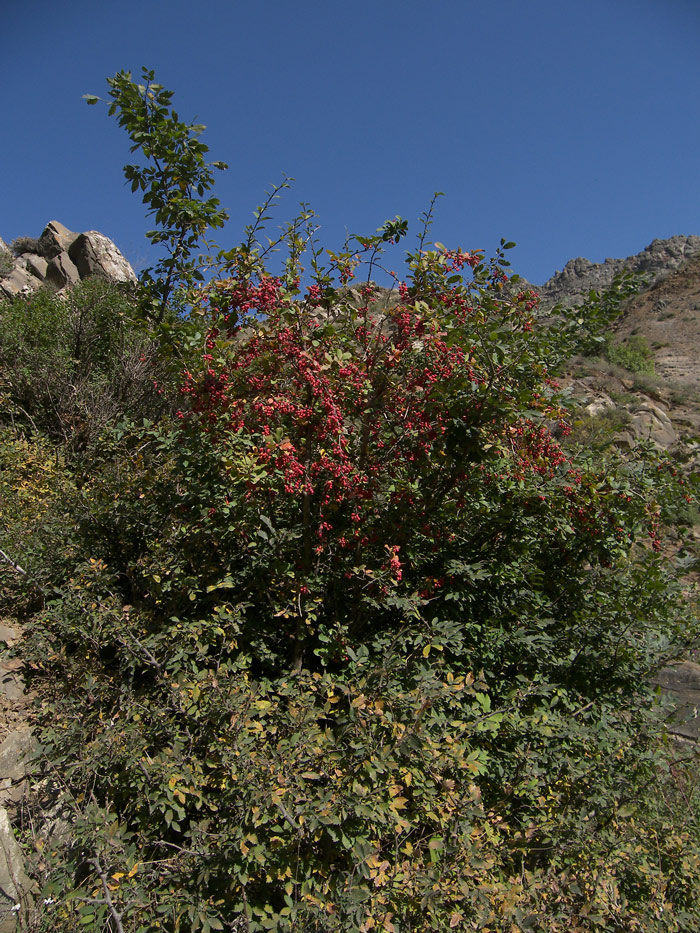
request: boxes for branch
[0,548,28,577]
[88,856,126,933]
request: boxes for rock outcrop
[0,807,34,932]
[0,221,136,299]
[652,661,700,741]
[533,235,700,309]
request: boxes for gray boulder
[37,220,77,259]
[69,230,136,283]
[653,661,700,740]
[0,731,36,814]
[0,264,38,299]
[0,731,36,784]
[1,221,136,297]
[0,627,20,649]
[582,393,616,418]
[629,402,676,448]
[0,806,34,932]
[45,251,80,289]
[20,253,48,281]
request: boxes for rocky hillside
[0,220,135,298]
[542,236,700,741]
[551,237,700,446]
[612,251,700,391]
[531,234,700,309]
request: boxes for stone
[37,220,77,259]
[0,806,34,932]
[69,231,136,283]
[583,394,615,418]
[0,729,34,816]
[20,253,48,281]
[629,402,676,448]
[0,263,40,299]
[1,222,136,296]
[0,267,28,298]
[0,626,20,648]
[0,731,35,784]
[0,776,28,814]
[45,251,80,289]
[534,235,700,310]
[653,661,700,740]
[0,669,25,703]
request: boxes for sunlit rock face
[0,220,135,299]
[532,235,700,310]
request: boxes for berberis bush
[7,70,699,931]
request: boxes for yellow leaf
[111,872,125,882]
[127,863,139,878]
[422,645,431,658]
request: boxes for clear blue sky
[2,0,699,285]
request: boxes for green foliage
[0,277,170,454]
[9,235,41,256]
[604,333,656,375]
[20,244,700,930]
[0,245,14,277]
[567,407,631,451]
[0,428,76,611]
[4,70,698,932]
[561,270,645,359]
[85,68,229,321]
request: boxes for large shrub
[9,71,699,931]
[22,233,700,931]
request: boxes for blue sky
[2,0,699,285]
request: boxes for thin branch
[88,856,126,933]
[0,548,28,577]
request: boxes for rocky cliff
[0,220,135,299]
[531,234,700,309]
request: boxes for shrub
[568,406,631,450]
[11,70,700,932]
[0,423,84,623]
[22,236,700,931]
[604,333,656,374]
[9,235,41,256]
[0,277,172,455]
[0,246,14,277]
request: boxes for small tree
[85,68,229,321]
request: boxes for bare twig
[88,855,126,933]
[0,548,28,577]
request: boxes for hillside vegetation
[1,69,699,932]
